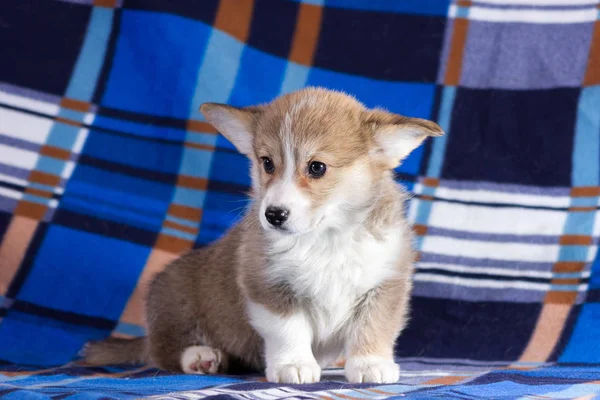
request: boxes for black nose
[265,207,289,227]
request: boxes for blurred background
[0,0,600,396]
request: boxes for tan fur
[81,87,443,380]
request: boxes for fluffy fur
[82,87,443,384]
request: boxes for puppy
[83,87,443,384]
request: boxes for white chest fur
[266,225,404,342]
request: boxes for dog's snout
[265,207,289,227]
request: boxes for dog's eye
[262,157,275,174]
[308,161,326,178]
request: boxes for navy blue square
[247,0,299,59]
[0,212,11,244]
[0,0,91,95]
[314,8,445,82]
[442,88,579,186]
[396,297,540,361]
[123,0,219,25]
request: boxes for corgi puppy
[83,87,443,384]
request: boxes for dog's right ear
[200,103,262,155]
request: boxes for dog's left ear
[364,109,444,169]
[200,103,262,155]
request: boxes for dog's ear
[200,103,262,155]
[364,109,444,169]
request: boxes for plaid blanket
[1,0,600,398]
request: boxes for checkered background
[1,0,600,398]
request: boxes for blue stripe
[46,124,81,150]
[549,285,584,291]
[66,7,114,101]
[186,132,218,147]
[572,86,600,187]
[190,30,245,117]
[427,86,455,178]
[558,245,592,263]
[113,322,146,337]
[281,62,311,94]
[179,147,213,178]
[161,227,197,241]
[171,187,206,209]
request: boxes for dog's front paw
[266,361,321,384]
[345,356,399,383]
[180,345,223,374]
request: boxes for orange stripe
[0,216,39,295]
[24,187,53,199]
[553,262,585,273]
[289,3,323,66]
[413,224,428,236]
[545,291,578,304]
[421,177,440,187]
[213,0,254,42]
[425,376,467,385]
[584,21,600,86]
[559,235,593,245]
[519,304,571,362]
[571,186,600,197]
[185,142,214,151]
[444,18,469,85]
[29,171,61,186]
[119,248,178,326]
[14,201,47,220]
[60,97,91,112]
[568,206,596,212]
[154,234,194,254]
[187,120,218,134]
[94,0,118,7]
[40,145,71,161]
[177,175,208,190]
[167,204,203,222]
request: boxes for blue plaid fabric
[1,0,600,398]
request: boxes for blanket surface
[1,0,600,398]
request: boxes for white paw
[266,361,321,384]
[345,356,400,383]
[180,345,223,374]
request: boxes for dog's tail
[81,337,149,366]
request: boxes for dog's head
[201,87,443,237]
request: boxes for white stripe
[61,161,76,179]
[415,273,550,291]
[0,173,28,188]
[73,128,89,154]
[0,108,52,144]
[421,236,561,262]
[0,144,39,170]
[450,4,598,23]
[416,262,591,279]
[416,184,570,208]
[83,113,95,125]
[0,186,23,201]
[0,90,59,116]
[0,173,63,194]
[416,273,589,292]
[474,0,599,5]
[426,201,567,235]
